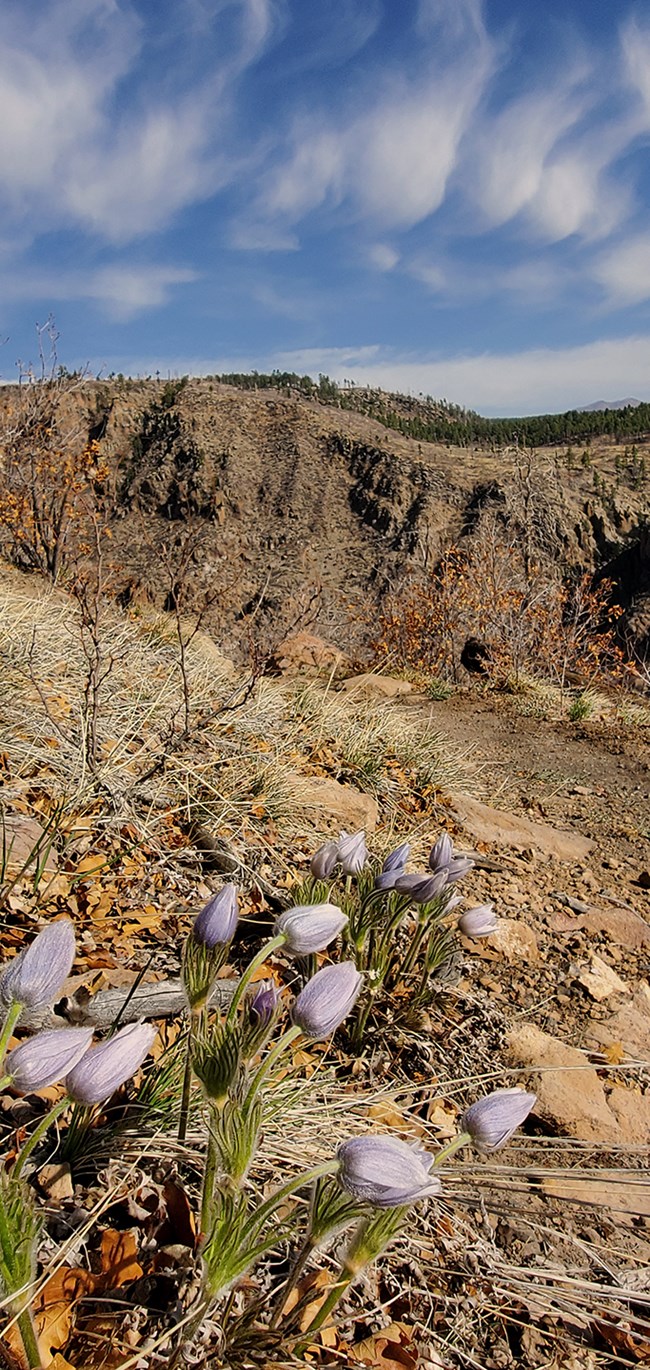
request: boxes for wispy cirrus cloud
[0,262,197,321]
[0,0,278,245]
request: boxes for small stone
[487,919,540,962]
[636,871,650,890]
[578,954,629,1002]
[39,1162,74,1201]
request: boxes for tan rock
[577,954,630,1002]
[338,673,412,700]
[542,1175,650,1218]
[447,793,593,863]
[1,815,58,874]
[39,1162,74,1201]
[582,902,650,950]
[271,631,349,677]
[487,919,540,962]
[585,983,650,1061]
[606,1085,650,1144]
[291,775,378,833]
[505,1023,619,1142]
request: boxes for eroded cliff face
[4,377,649,656]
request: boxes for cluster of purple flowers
[0,920,157,1103]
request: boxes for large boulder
[338,673,412,700]
[270,631,349,677]
[290,775,378,832]
[447,793,593,862]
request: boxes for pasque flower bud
[337,831,367,876]
[310,840,340,880]
[241,982,280,1059]
[461,1088,536,1153]
[429,833,453,873]
[192,885,238,948]
[66,1022,157,1105]
[393,870,448,904]
[382,843,411,873]
[182,885,239,1011]
[458,904,498,937]
[337,1136,442,1208]
[0,919,75,1010]
[276,903,347,955]
[7,1027,94,1094]
[292,962,362,1038]
[445,855,474,883]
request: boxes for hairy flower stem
[0,1002,22,1067]
[199,1127,219,1243]
[13,1097,69,1179]
[269,1237,315,1328]
[433,1131,471,1166]
[397,917,432,981]
[296,1271,352,1348]
[244,1025,302,1108]
[178,1009,202,1144]
[226,934,286,1027]
[17,1307,42,1370]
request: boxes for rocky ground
[1,565,649,1367]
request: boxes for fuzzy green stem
[270,1236,315,1329]
[17,1307,43,1369]
[13,1097,69,1179]
[244,1023,302,1108]
[226,934,286,1026]
[0,1073,11,1090]
[298,1268,353,1343]
[200,1127,219,1242]
[433,1130,471,1166]
[242,1160,339,1241]
[0,1001,22,1067]
[177,1010,201,1144]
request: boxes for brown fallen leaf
[35,1266,96,1362]
[348,1321,419,1368]
[98,1229,143,1290]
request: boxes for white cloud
[295,335,650,415]
[257,2,495,232]
[367,244,399,272]
[0,0,277,246]
[592,232,650,305]
[0,262,197,320]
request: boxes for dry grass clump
[0,576,474,850]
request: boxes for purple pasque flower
[292,962,362,1039]
[276,903,347,955]
[310,840,340,881]
[393,870,448,904]
[66,1021,157,1105]
[445,855,474,883]
[382,843,411,873]
[338,831,367,876]
[0,919,75,1010]
[458,904,498,938]
[337,1136,442,1208]
[192,885,238,948]
[248,981,280,1025]
[375,869,403,892]
[429,833,453,873]
[461,1088,537,1153]
[7,1027,94,1094]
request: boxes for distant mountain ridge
[581,398,642,412]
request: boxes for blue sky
[2,0,650,415]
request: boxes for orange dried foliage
[371,536,625,687]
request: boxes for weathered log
[15,976,239,1033]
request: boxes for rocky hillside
[2,376,650,658]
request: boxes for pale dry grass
[0,577,474,857]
